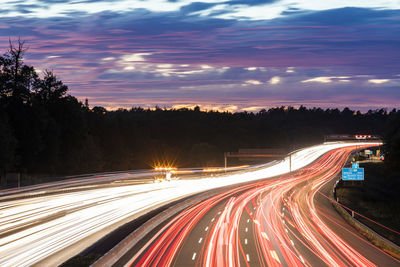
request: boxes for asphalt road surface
[0,142,383,266]
[127,145,399,266]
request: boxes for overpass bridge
[324,134,382,142]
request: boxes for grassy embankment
[336,162,400,246]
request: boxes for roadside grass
[336,162,400,246]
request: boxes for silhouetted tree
[0,112,16,173]
[0,41,399,183]
[34,70,68,105]
[0,40,37,104]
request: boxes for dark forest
[1,42,399,180]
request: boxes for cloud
[279,7,400,26]
[368,79,390,84]
[301,76,350,83]
[180,2,218,13]
[226,0,278,5]
[0,1,398,21]
[121,53,152,62]
[269,76,280,84]
[286,67,294,73]
[245,80,262,85]
[0,2,398,111]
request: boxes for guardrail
[331,177,400,259]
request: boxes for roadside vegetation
[336,106,400,245]
[1,41,399,186]
[336,162,400,245]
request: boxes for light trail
[0,142,379,266]
[129,143,398,266]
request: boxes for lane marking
[245,238,248,245]
[245,227,248,232]
[299,255,305,263]
[285,229,288,233]
[247,219,250,223]
[270,250,281,263]
[290,239,294,246]
[253,219,260,225]
[192,252,197,260]
[211,217,215,222]
[261,232,269,241]
[205,226,209,231]
[246,254,250,262]
[198,237,203,243]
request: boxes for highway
[126,144,399,266]
[0,142,385,266]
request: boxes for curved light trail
[129,144,399,266]
[0,142,382,266]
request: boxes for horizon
[89,103,396,114]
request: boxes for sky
[0,0,399,112]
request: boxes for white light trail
[0,142,379,266]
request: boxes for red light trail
[130,145,400,266]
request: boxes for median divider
[331,178,400,259]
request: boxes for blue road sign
[342,168,364,181]
[352,163,359,168]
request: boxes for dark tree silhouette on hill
[34,70,68,105]
[0,41,399,185]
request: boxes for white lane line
[290,239,294,246]
[299,255,305,263]
[261,232,269,241]
[270,250,281,263]
[245,238,248,245]
[245,227,248,232]
[205,226,209,231]
[211,217,215,222]
[218,211,221,215]
[246,254,250,262]
[198,237,203,243]
[285,228,288,233]
[247,219,250,223]
[192,252,197,260]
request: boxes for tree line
[1,41,399,181]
